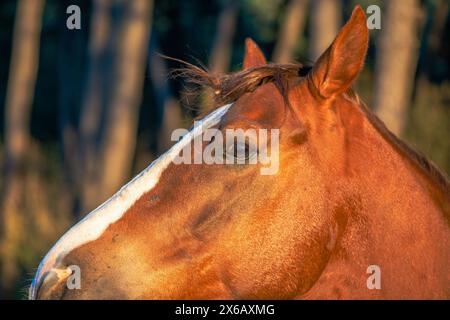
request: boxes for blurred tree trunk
[418,0,448,81]
[209,1,238,74]
[272,0,308,63]
[79,0,114,213]
[79,0,153,212]
[308,0,342,61]
[0,0,45,295]
[426,0,448,55]
[58,1,86,219]
[95,0,153,204]
[373,0,422,136]
[203,1,239,111]
[157,97,183,151]
[148,37,183,154]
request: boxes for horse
[30,6,449,299]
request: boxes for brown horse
[30,6,449,299]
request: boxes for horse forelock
[169,58,313,110]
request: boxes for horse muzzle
[30,266,74,300]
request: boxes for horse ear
[243,38,267,69]
[309,6,368,99]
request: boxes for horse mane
[350,91,450,195]
[170,58,449,194]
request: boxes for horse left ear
[243,38,267,69]
[309,6,369,99]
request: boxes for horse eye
[225,140,257,163]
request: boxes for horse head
[31,6,450,299]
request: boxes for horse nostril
[35,266,73,300]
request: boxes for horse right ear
[309,6,368,99]
[243,38,267,69]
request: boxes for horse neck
[334,94,449,216]
[328,96,450,286]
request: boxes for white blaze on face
[29,104,232,299]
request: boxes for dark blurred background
[0,0,449,299]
